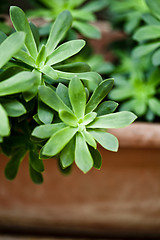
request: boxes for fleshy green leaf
[29,22,40,48]
[59,110,78,127]
[132,42,160,58]
[29,164,43,184]
[38,100,54,124]
[81,0,109,12]
[0,71,35,96]
[40,65,59,80]
[54,70,102,90]
[45,10,72,54]
[82,130,97,149]
[32,122,66,139]
[42,126,78,156]
[73,21,101,39]
[14,49,35,67]
[89,130,119,152]
[5,147,26,180]
[56,83,72,108]
[35,45,47,68]
[46,40,85,66]
[148,98,160,116]
[87,111,137,129]
[38,85,72,113]
[89,146,102,169]
[86,79,114,114]
[0,104,10,137]
[69,77,86,119]
[29,148,44,172]
[54,62,91,73]
[152,48,160,66]
[95,101,119,116]
[145,0,160,20]
[60,138,75,168]
[22,70,41,102]
[0,31,25,69]
[10,6,38,58]
[133,25,160,41]
[0,31,7,44]
[75,132,93,173]
[2,99,26,117]
[82,112,97,125]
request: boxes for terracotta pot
[0,122,160,238]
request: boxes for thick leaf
[69,77,86,119]
[32,122,66,139]
[10,6,38,58]
[29,164,43,184]
[152,48,160,66]
[89,146,102,170]
[133,100,146,116]
[55,70,102,89]
[56,83,72,108]
[109,88,133,101]
[45,10,72,54]
[40,65,59,80]
[82,130,97,149]
[2,99,26,117]
[29,22,40,48]
[145,0,160,20]
[54,62,91,73]
[87,111,137,129]
[42,126,77,156]
[148,98,160,116]
[14,49,35,67]
[5,147,26,180]
[132,42,160,58]
[46,40,85,66]
[35,45,47,68]
[38,85,72,113]
[75,132,93,173]
[59,110,78,127]
[29,148,44,172]
[86,79,114,114]
[95,101,119,116]
[22,70,41,102]
[0,71,35,96]
[60,138,75,168]
[133,25,160,41]
[0,31,7,44]
[81,0,109,12]
[0,31,25,69]
[73,21,101,39]
[0,104,10,137]
[72,10,95,22]
[58,159,73,175]
[89,130,119,152]
[38,100,54,124]
[82,112,97,125]
[142,13,160,25]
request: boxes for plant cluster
[27,0,109,38]
[0,6,136,183]
[106,0,160,121]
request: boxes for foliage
[27,0,109,38]
[0,6,136,183]
[133,0,160,66]
[109,53,160,121]
[108,0,149,34]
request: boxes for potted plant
[6,3,160,238]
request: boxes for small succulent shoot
[32,77,137,173]
[27,0,109,39]
[9,6,101,102]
